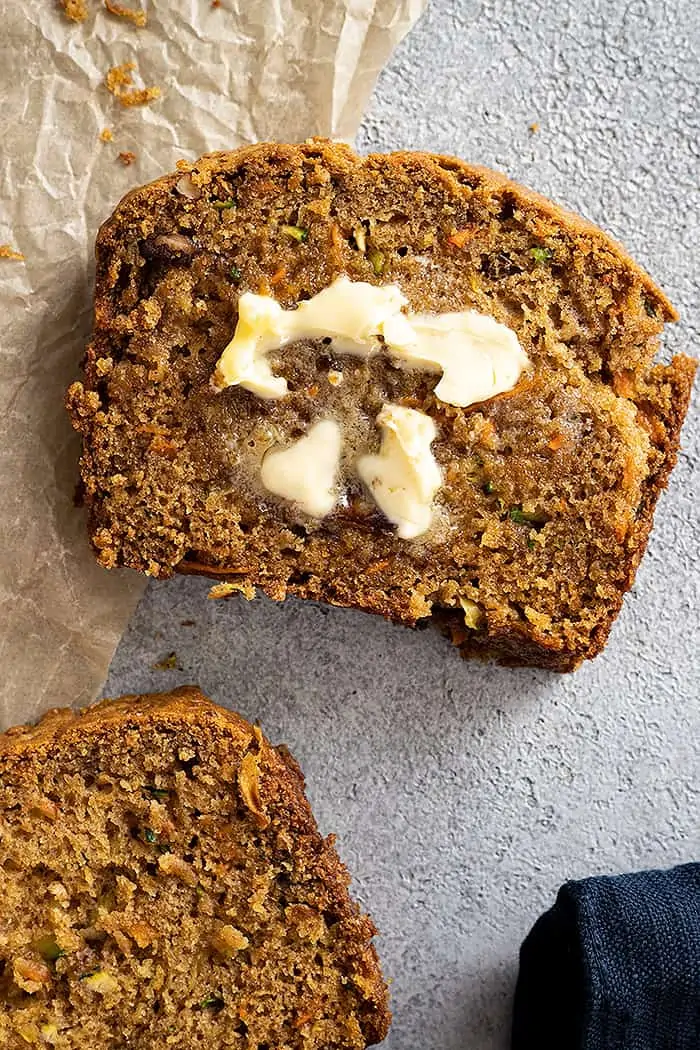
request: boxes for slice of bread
[0,687,390,1049]
[66,140,695,670]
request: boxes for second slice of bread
[0,687,390,1048]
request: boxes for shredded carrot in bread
[105,62,161,107]
[613,370,637,399]
[104,0,147,26]
[366,560,390,575]
[448,227,477,249]
[0,245,24,261]
[548,432,564,451]
[269,266,286,286]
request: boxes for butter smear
[357,404,441,539]
[214,276,529,408]
[260,419,342,517]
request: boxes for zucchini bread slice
[0,687,390,1049]
[66,140,696,670]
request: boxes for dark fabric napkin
[512,862,700,1050]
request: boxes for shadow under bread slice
[0,687,390,1049]
[66,140,696,670]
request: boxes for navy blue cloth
[512,863,700,1050]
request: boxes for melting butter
[260,419,342,517]
[215,279,405,398]
[382,310,529,408]
[214,276,529,409]
[357,404,441,540]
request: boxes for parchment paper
[0,0,426,729]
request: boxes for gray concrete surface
[104,1,700,1046]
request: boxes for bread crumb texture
[60,0,147,25]
[65,141,696,670]
[104,0,147,26]
[0,687,390,1048]
[60,0,88,22]
[105,62,160,107]
[0,245,24,261]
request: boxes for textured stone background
[104,1,700,1046]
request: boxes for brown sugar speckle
[104,0,147,27]
[105,62,161,107]
[0,245,24,261]
[60,0,89,21]
[119,151,137,166]
[99,128,114,143]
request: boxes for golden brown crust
[415,150,678,322]
[0,687,390,1047]
[67,139,696,671]
[104,140,676,319]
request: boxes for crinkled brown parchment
[0,0,425,729]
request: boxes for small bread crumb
[211,0,221,7]
[99,128,114,143]
[118,151,137,166]
[208,581,256,600]
[105,62,161,107]
[528,121,540,134]
[60,0,89,21]
[0,245,24,261]
[104,0,147,26]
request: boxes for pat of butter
[357,404,441,540]
[383,310,529,408]
[214,277,529,408]
[260,419,342,517]
[215,295,289,399]
[215,278,406,398]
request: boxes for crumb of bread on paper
[60,0,89,21]
[529,121,540,133]
[105,62,161,107]
[0,245,24,261]
[99,128,114,143]
[104,0,147,26]
[119,150,137,166]
[211,0,222,7]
